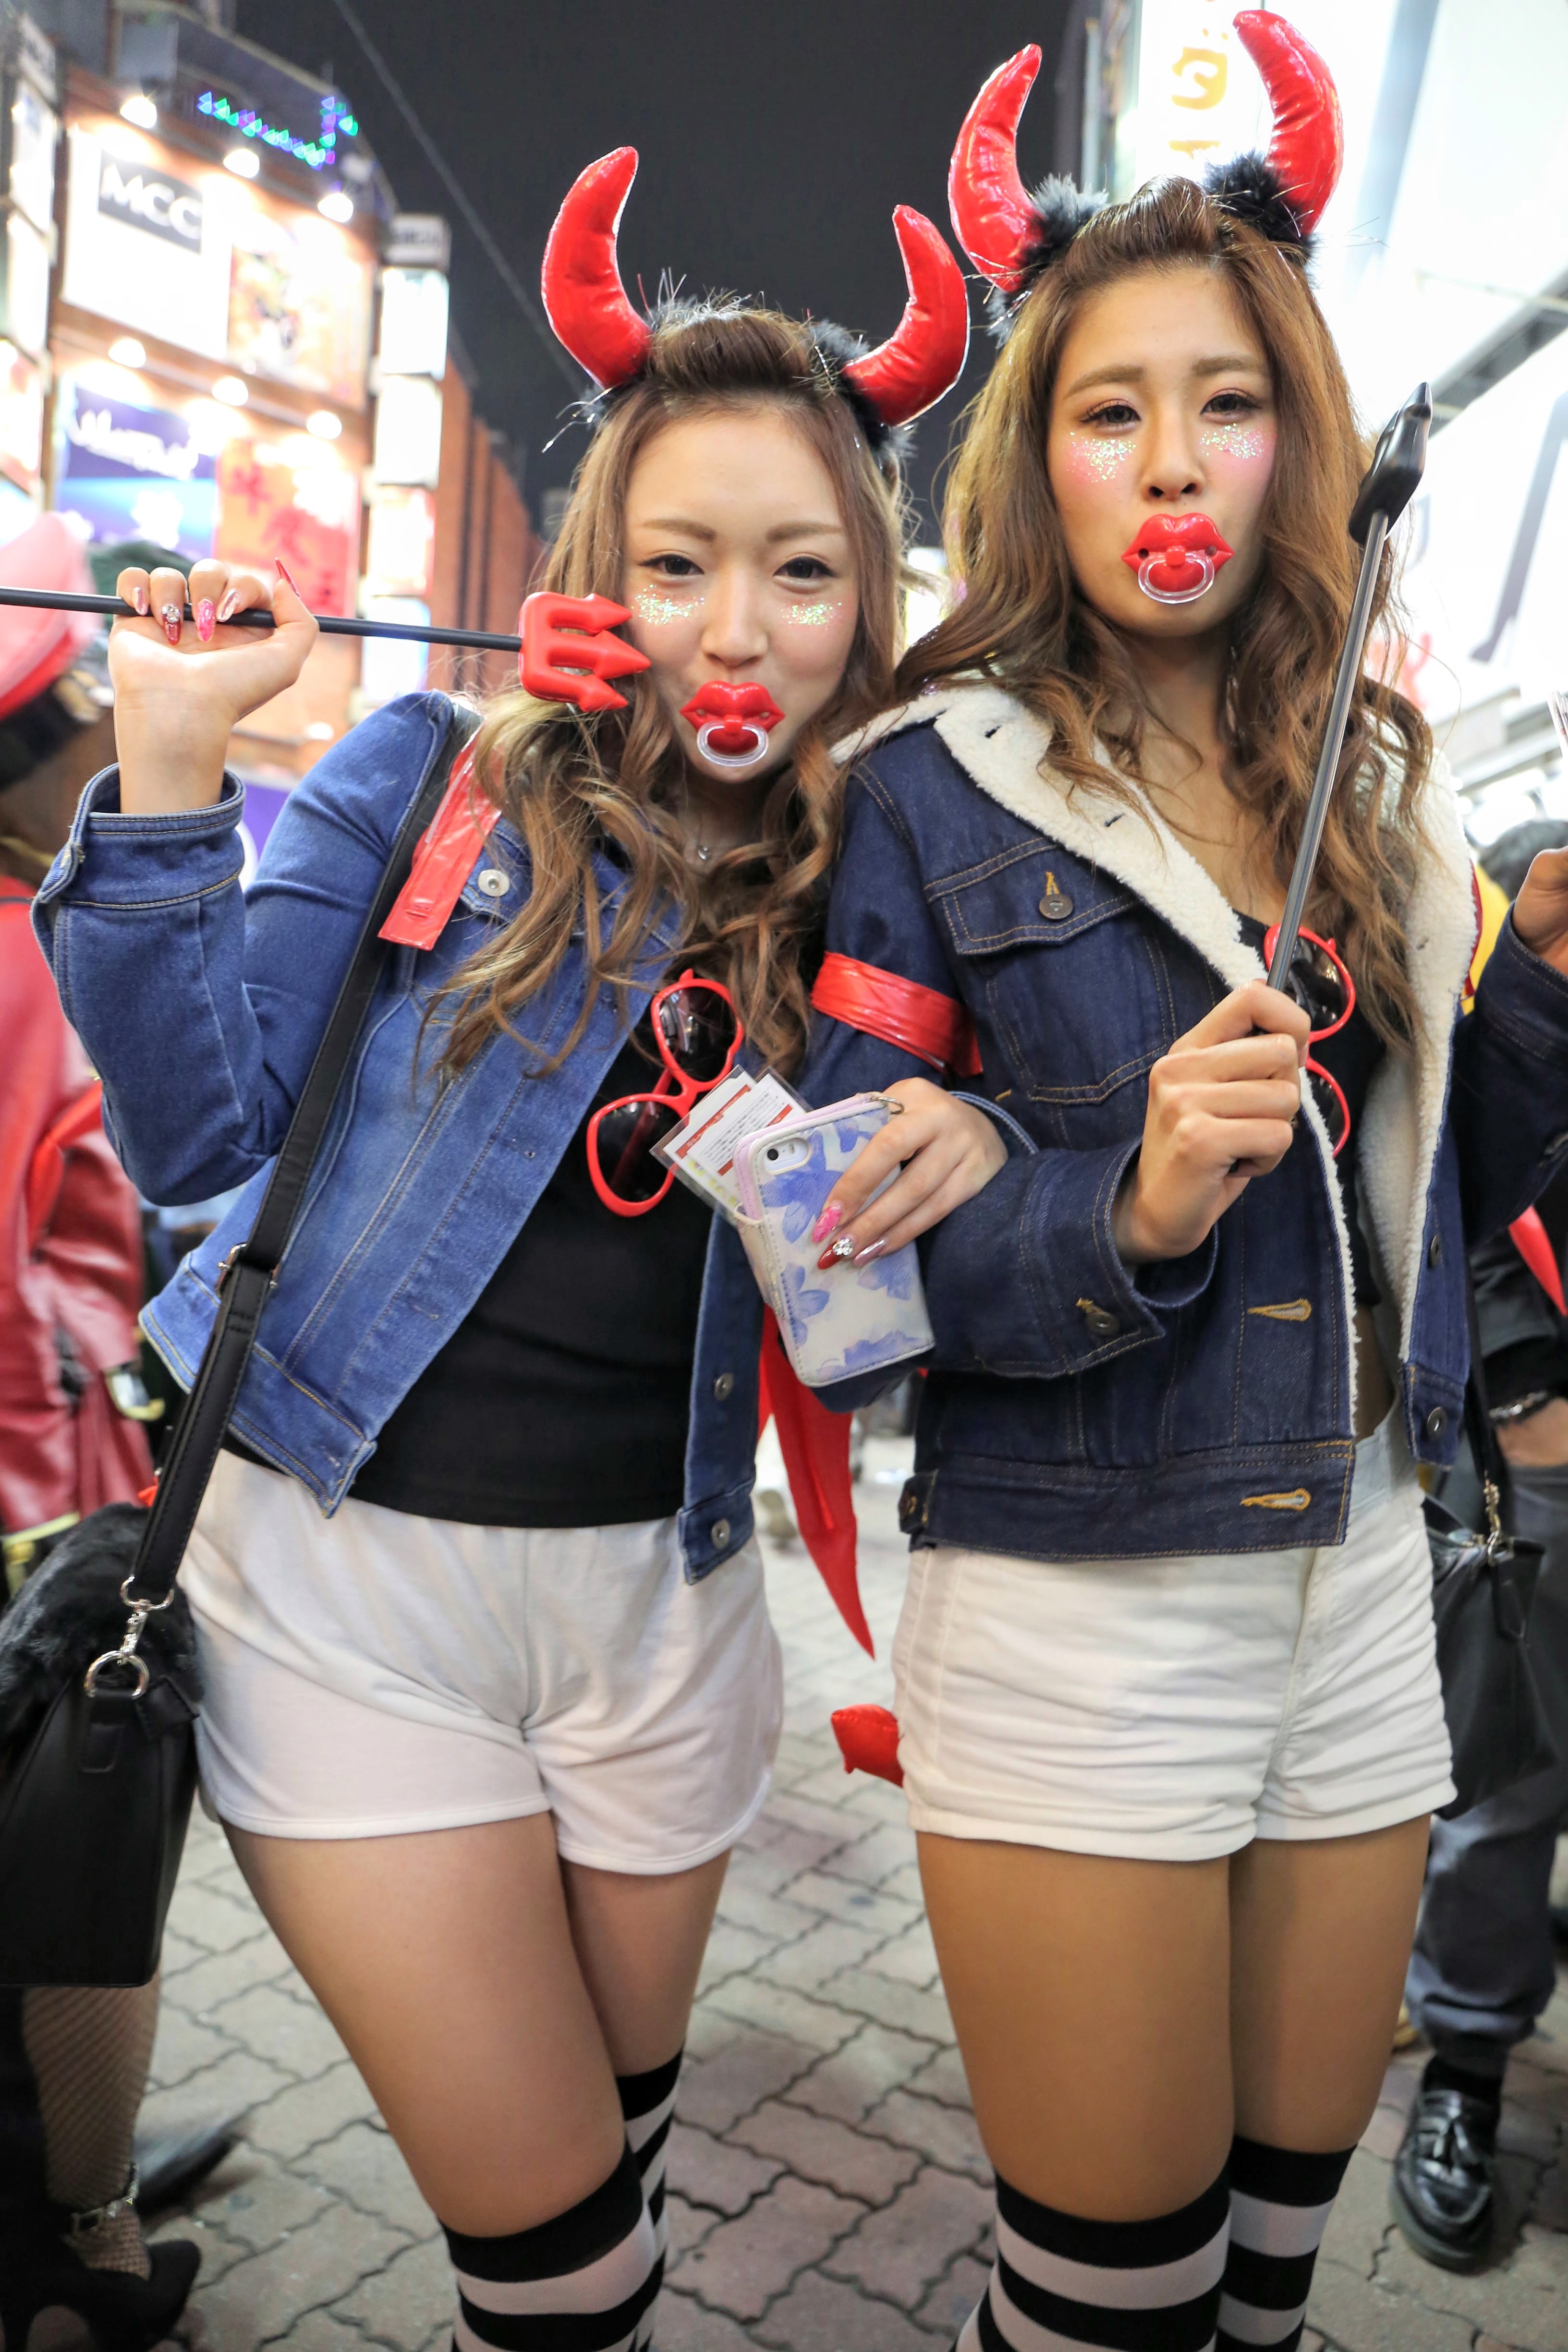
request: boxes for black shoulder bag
[1428,1266,1558,1819]
[0,707,475,1985]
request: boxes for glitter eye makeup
[634,587,693,627]
[1064,435,1135,486]
[779,600,841,628]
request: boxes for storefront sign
[365,485,434,597]
[62,123,231,358]
[215,436,360,616]
[226,192,372,405]
[378,267,448,380]
[55,373,217,556]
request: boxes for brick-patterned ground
[136,1441,1568,2352]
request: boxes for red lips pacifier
[680,682,785,769]
[1121,513,1235,606]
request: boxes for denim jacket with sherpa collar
[798,682,1568,1563]
[32,692,772,1580]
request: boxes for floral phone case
[734,1096,934,1388]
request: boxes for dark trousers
[1406,1462,1568,2077]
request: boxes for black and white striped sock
[959,2168,1231,2349]
[443,2145,658,2352]
[618,2050,680,2345]
[1216,2137,1354,2351]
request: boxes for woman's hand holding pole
[1113,979,1311,1265]
[109,561,318,816]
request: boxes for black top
[346,1028,713,1528]
[1238,915,1386,1306]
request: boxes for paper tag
[654,1065,804,1221]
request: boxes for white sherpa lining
[839,684,1479,1398]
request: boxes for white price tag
[653,1065,804,1221]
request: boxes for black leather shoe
[1390,2079,1500,2271]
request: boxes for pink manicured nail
[216,589,238,623]
[159,603,182,646]
[811,1200,844,1245]
[132,583,149,616]
[195,598,216,643]
[275,558,301,595]
[852,1239,888,1266]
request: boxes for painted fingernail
[817,1232,858,1270]
[195,598,216,643]
[275,558,301,596]
[852,1239,888,1266]
[216,588,238,623]
[811,1201,844,1245]
[160,603,182,645]
[132,583,149,616]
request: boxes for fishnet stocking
[20,1979,158,2276]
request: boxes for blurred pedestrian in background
[0,517,231,2347]
[1396,817,1568,2272]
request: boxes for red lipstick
[680,682,785,768]
[1121,513,1234,605]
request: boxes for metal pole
[1266,509,1389,989]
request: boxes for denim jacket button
[1424,1406,1447,1440]
[1039,889,1073,921]
[1078,1298,1120,1339]
[713,1372,735,1401]
[477,868,510,898]
[710,1518,731,1548]
[1427,1233,1442,1267]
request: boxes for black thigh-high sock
[958,2167,1231,2349]
[443,2144,656,2352]
[1217,2137,1355,2351]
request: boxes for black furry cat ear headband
[948,8,1344,330]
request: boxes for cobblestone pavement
[136,1442,1568,2352]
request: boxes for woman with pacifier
[30,146,997,2352]
[802,16,1568,2349]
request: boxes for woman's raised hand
[1113,980,1310,1264]
[109,559,318,814]
[1511,847,1568,979]
[810,1078,1010,1268]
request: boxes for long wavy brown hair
[899,178,1432,1048]
[434,305,906,1077]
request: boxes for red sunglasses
[1263,922,1355,1158]
[586,971,742,1216]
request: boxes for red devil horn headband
[949,8,1342,304]
[540,152,968,429]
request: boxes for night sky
[233,0,1073,536]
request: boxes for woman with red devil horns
[803,12,1568,2349]
[31,150,991,2352]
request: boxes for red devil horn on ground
[541,147,654,389]
[1233,10,1344,232]
[842,207,970,427]
[947,44,1043,294]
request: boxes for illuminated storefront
[47,77,377,776]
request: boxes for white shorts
[891,1410,1455,1862]
[182,1452,783,1870]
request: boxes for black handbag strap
[127,705,478,1606]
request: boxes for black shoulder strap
[130,703,478,1601]
[1461,1256,1514,1540]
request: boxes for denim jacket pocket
[932,849,1180,1137]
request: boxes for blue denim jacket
[33,692,769,1578]
[798,685,1568,1562]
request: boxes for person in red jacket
[0,515,219,2345]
